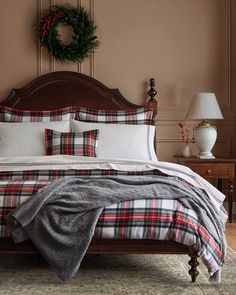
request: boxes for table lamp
[185,92,223,159]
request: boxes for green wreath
[36,5,99,63]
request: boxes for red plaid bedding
[0,168,226,276]
[76,107,155,125]
[0,106,76,122]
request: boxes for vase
[182,144,192,157]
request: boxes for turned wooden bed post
[147,78,157,153]
[188,247,199,282]
[147,78,157,116]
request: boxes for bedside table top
[173,156,236,163]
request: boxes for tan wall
[0,0,234,162]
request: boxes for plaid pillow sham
[45,129,99,157]
[76,107,155,125]
[0,106,77,122]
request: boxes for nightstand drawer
[188,163,234,179]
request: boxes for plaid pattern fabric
[0,169,162,181]
[76,107,155,125]
[45,129,99,157]
[0,168,226,275]
[96,198,225,274]
[0,106,77,122]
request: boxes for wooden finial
[147,78,157,115]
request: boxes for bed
[0,71,227,283]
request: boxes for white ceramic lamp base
[193,125,217,159]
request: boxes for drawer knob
[207,169,212,174]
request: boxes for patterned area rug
[0,248,236,295]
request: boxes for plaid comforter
[0,167,227,277]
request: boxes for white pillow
[0,121,70,157]
[70,120,157,161]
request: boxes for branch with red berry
[178,123,195,145]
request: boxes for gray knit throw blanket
[5,175,226,282]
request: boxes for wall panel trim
[37,0,43,76]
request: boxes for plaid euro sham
[45,129,99,157]
[76,107,155,125]
[0,106,77,122]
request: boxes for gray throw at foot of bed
[5,175,225,282]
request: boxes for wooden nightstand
[174,156,235,223]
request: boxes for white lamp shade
[186,92,223,120]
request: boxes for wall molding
[158,0,231,112]
[37,0,42,77]
[156,118,236,123]
[77,0,82,73]
[90,0,95,77]
[50,0,56,73]
[226,0,231,110]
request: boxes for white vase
[193,125,217,159]
[182,144,192,157]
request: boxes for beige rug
[0,248,236,295]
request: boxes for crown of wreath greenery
[36,5,99,63]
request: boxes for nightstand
[174,156,235,223]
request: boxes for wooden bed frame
[0,71,199,282]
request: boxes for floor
[2,249,236,294]
[225,214,236,250]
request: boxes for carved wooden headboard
[0,71,157,113]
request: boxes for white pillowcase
[0,121,70,157]
[70,120,157,161]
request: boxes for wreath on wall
[36,5,99,63]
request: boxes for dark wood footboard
[0,238,199,282]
